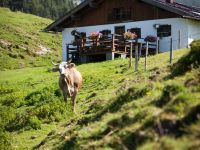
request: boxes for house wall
[65,0,179,28]
[62,18,192,61]
[187,19,200,47]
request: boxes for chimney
[166,0,175,4]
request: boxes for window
[115,26,125,35]
[128,28,141,38]
[157,25,171,37]
[100,30,111,36]
[108,7,131,22]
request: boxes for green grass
[0,46,200,150]
[0,7,61,70]
[0,7,200,149]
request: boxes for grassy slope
[0,7,61,70]
[1,48,199,149]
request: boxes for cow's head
[52,59,75,75]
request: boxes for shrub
[24,87,67,123]
[171,39,200,77]
[25,87,58,106]
[27,116,41,130]
[1,92,24,108]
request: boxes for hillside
[0,7,61,70]
[0,0,75,20]
[0,39,199,149]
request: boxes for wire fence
[130,31,200,71]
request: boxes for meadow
[0,7,200,150]
[0,44,200,149]
[0,8,61,70]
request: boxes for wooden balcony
[66,34,158,62]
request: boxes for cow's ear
[68,63,75,68]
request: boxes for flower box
[144,35,157,42]
[124,31,137,40]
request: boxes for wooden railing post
[112,34,115,51]
[138,43,142,61]
[145,41,149,70]
[178,30,181,49]
[129,41,133,68]
[135,39,138,72]
[156,38,159,54]
[170,37,173,65]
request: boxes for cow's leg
[62,89,68,102]
[72,89,77,113]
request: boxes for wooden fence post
[138,43,142,61]
[178,30,181,49]
[129,41,133,68]
[156,38,159,54]
[135,39,138,72]
[112,34,115,51]
[170,37,173,65]
[145,41,149,70]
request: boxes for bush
[1,92,24,108]
[27,116,41,130]
[171,39,200,77]
[25,87,58,106]
[24,87,67,123]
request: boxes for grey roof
[44,0,200,32]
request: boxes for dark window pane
[157,25,171,37]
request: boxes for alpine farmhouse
[44,0,200,62]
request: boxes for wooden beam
[71,14,81,21]
[89,2,98,8]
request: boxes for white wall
[188,19,200,47]
[62,18,196,61]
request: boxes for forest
[0,0,76,20]
[0,0,200,20]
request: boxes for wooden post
[135,39,138,72]
[156,38,159,54]
[95,38,98,50]
[178,30,181,49]
[138,43,142,61]
[112,34,115,51]
[129,41,133,68]
[170,37,173,65]
[145,41,149,70]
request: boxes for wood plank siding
[61,0,180,28]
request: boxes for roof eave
[183,16,200,21]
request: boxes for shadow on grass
[154,84,184,107]
[50,85,152,150]
[166,41,200,79]
[78,85,152,126]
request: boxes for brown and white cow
[52,59,82,113]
